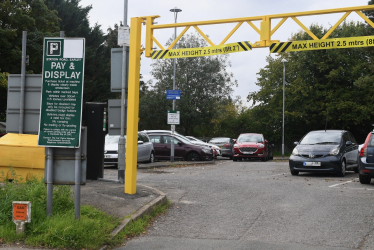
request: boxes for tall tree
[139,33,237,136]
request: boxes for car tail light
[223,143,231,148]
[360,133,372,157]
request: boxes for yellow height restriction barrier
[151,41,252,59]
[270,36,374,53]
[0,134,45,182]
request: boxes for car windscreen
[209,138,229,143]
[105,135,121,144]
[300,132,341,145]
[237,134,263,143]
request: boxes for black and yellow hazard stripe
[270,42,293,53]
[151,41,252,59]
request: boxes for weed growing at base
[0,172,121,249]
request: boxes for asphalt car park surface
[112,158,374,250]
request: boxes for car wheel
[186,152,200,161]
[233,157,237,162]
[359,173,371,184]
[338,160,346,177]
[148,152,155,163]
[291,170,299,176]
[353,167,359,173]
[261,153,267,162]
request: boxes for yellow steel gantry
[125,5,374,194]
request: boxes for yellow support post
[125,17,143,194]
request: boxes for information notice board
[38,38,85,147]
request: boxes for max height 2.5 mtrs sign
[38,38,85,147]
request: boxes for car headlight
[258,144,265,148]
[202,148,212,154]
[234,144,239,148]
[292,147,299,156]
[329,147,339,156]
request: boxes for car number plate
[303,162,321,166]
[243,152,253,154]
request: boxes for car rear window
[209,138,229,143]
[369,134,374,147]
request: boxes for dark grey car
[289,130,359,176]
[208,137,234,159]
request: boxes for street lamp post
[281,59,287,159]
[169,7,181,163]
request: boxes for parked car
[208,137,234,159]
[104,132,155,166]
[147,133,213,161]
[186,136,221,157]
[232,133,273,161]
[143,130,220,157]
[289,130,359,176]
[358,131,374,184]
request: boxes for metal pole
[46,147,53,216]
[19,31,27,134]
[282,61,286,159]
[118,0,129,183]
[74,146,82,220]
[170,7,181,162]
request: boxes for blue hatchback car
[358,131,374,184]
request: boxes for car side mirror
[178,142,183,146]
[346,141,352,146]
[138,140,144,144]
[294,141,299,145]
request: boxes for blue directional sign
[166,90,181,100]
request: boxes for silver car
[104,132,155,166]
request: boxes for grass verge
[110,199,171,248]
[0,173,121,249]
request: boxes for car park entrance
[124,5,374,194]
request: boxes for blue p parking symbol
[47,41,61,56]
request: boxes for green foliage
[0,175,120,249]
[139,33,238,136]
[0,71,8,121]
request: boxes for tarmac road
[115,159,374,250]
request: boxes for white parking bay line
[329,180,354,188]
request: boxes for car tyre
[353,167,359,173]
[359,173,371,184]
[338,160,346,177]
[186,152,200,161]
[148,152,155,163]
[233,157,237,162]
[290,170,299,176]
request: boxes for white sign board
[118,27,130,46]
[167,111,180,125]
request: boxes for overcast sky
[80,0,370,104]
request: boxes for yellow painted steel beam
[145,16,159,57]
[152,36,165,51]
[144,5,374,56]
[193,26,215,46]
[247,21,261,35]
[125,17,143,194]
[167,26,191,50]
[322,12,351,39]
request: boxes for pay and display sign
[38,38,85,147]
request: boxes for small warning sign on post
[12,201,31,234]
[167,111,180,125]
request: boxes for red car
[232,133,273,161]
